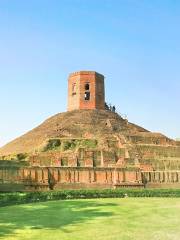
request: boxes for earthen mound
[0,110,148,156]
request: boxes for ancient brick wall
[2,166,180,191]
[67,71,105,111]
[142,171,180,188]
[0,166,142,191]
[67,72,80,111]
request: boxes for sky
[0,0,180,147]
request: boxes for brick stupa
[0,71,180,191]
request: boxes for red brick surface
[68,71,105,111]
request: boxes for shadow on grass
[0,200,116,238]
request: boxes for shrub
[16,153,28,161]
[62,140,75,151]
[80,139,98,148]
[43,139,61,151]
[1,189,180,207]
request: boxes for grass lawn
[0,198,180,240]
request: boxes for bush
[43,139,61,151]
[16,153,28,161]
[1,189,180,207]
[62,141,75,151]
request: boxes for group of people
[105,102,116,112]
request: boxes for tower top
[67,71,105,111]
[69,71,104,78]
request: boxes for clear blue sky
[0,0,180,147]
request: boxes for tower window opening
[72,83,76,95]
[84,91,90,101]
[85,83,90,91]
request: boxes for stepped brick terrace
[0,71,180,191]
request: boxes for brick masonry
[1,70,180,191]
[67,71,105,111]
[1,166,180,191]
[0,166,143,191]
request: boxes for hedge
[1,189,180,207]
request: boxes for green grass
[0,198,180,240]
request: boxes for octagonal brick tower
[67,71,105,111]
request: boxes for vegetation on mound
[43,138,98,152]
[1,153,28,161]
[43,139,61,151]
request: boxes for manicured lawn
[0,198,180,240]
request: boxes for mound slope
[0,110,148,156]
